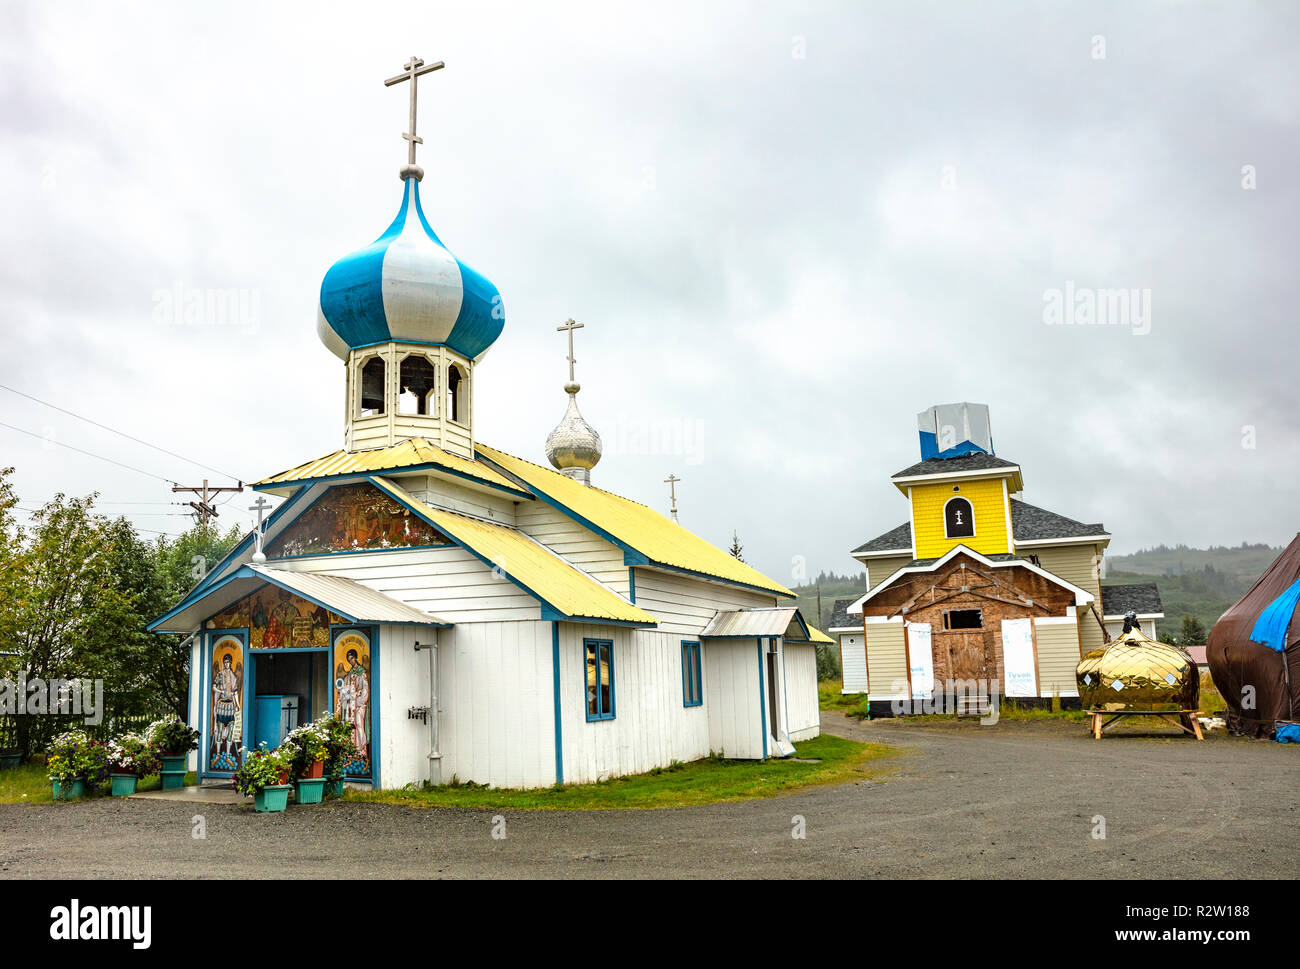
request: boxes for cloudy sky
[2,1,1297,585]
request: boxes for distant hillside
[790,571,867,633]
[1107,543,1282,580]
[1104,543,1283,642]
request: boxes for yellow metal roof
[371,477,658,626]
[253,438,525,496]
[805,624,834,645]
[474,443,795,599]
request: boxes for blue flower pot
[110,773,138,797]
[294,778,326,805]
[325,777,345,798]
[0,753,20,770]
[159,754,187,774]
[253,784,291,813]
[53,776,87,801]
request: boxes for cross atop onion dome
[545,318,603,485]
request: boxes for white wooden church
[150,57,825,790]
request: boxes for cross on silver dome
[545,317,602,485]
[384,55,445,182]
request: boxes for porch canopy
[700,607,831,644]
[148,564,451,634]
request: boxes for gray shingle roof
[891,452,1020,478]
[851,521,912,554]
[852,499,1108,556]
[1009,499,1107,541]
[1101,582,1163,617]
[828,598,859,630]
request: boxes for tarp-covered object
[1206,534,1300,738]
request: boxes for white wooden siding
[556,624,712,784]
[376,623,435,788]
[783,642,821,741]
[513,501,630,596]
[436,620,556,789]
[633,568,775,634]
[704,638,765,759]
[271,545,542,623]
[405,473,521,525]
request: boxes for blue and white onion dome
[317,177,504,362]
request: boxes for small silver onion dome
[545,381,602,485]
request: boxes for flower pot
[253,784,291,813]
[328,777,345,798]
[0,753,20,770]
[110,773,138,797]
[159,755,187,790]
[302,759,324,780]
[294,777,326,805]
[53,776,87,801]
[159,754,187,774]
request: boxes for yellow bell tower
[897,403,1023,560]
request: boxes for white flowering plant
[106,733,160,777]
[145,715,200,756]
[281,720,330,778]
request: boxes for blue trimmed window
[681,640,703,707]
[584,639,615,721]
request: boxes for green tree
[1179,614,1208,650]
[728,530,744,562]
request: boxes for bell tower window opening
[359,356,386,417]
[944,496,975,538]
[399,355,438,416]
[447,364,465,424]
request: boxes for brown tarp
[1206,534,1300,737]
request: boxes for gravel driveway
[3,713,1295,879]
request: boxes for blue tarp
[1249,577,1300,653]
[1275,724,1300,744]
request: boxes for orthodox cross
[664,474,681,522]
[249,495,272,561]
[384,55,445,180]
[557,317,584,384]
[249,496,272,534]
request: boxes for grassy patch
[0,762,199,804]
[345,733,896,811]
[819,679,873,719]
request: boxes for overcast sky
[2,1,1297,586]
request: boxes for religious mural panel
[266,483,451,558]
[208,587,346,650]
[332,629,373,778]
[209,635,244,772]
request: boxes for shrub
[145,715,200,757]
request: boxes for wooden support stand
[1086,709,1204,740]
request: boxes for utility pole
[172,478,243,525]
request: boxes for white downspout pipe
[414,633,441,786]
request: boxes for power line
[0,420,179,485]
[0,382,243,480]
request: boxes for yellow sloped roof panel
[474,443,795,599]
[805,624,834,645]
[253,438,524,495]
[371,477,657,626]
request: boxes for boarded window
[944,497,975,538]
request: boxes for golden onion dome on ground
[1076,625,1199,711]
